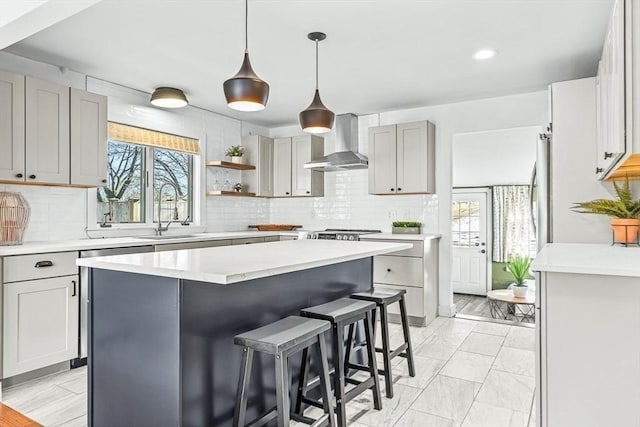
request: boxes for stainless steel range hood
[303,113,368,171]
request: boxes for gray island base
[88,258,373,427]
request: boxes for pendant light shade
[150,87,189,108]
[300,32,334,134]
[224,0,269,112]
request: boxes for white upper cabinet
[291,135,324,197]
[597,0,640,180]
[70,88,108,187]
[368,125,397,194]
[25,77,70,185]
[273,135,324,197]
[0,71,108,187]
[369,120,435,195]
[0,70,25,182]
[242,135,274,197]
[273,137,292,197]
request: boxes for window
[97,123,198,226]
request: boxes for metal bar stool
[296,298,382,427]
[349,289,415,398]
[233,316,336,427]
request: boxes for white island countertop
[76,239,412,284]
[532,243,640,278]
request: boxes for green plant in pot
[225,145,245,163]
[506,256,532,298]
[572,178,640,244]
[392,221,422,234]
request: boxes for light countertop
[0,231,297,257]
[76,239,412,284]
[360,233,441,241]
[532,243,640,278]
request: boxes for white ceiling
[5,0,613,127]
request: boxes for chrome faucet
[156,182,179,236]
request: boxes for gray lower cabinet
[2,251,79,378]
[362,237,439,326]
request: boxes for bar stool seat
[350,289,415,399]
[296,298,382,427]
[233,316,336,427]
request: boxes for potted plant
[225,145,245,164]
[572,178,640,244]
[392,221,422,234]
[506,256,532,298]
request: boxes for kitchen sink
[134,235,198,240]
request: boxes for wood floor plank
[0,403,43,427]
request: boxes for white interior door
[451,189,490,296]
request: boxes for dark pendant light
[223,0,269,112]
[299,32,335,134]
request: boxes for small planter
[392,226,421,235]
[511,285,528,298]
[230,156,243,164]
[611,218,640,244]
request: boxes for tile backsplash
[269,170,439,232]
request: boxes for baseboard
[438,304,457,317]
[2,361,69,388]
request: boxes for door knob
[480,249,486,254]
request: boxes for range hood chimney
[303,113,367,171]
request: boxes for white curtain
[493,185,533,262]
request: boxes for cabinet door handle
[285,192,290,195]
[71,280,77,297]
[34,260,54,268]
[397,188,402,191]
[604,152,613,159]
[386,268,391,272]
[305,190,310,194]
[596,167,604,174]
[16,173,23,178]
[29,174,36,180]
[390,188,395,192]
[101,179,107,183]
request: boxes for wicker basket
[0,192,30,246]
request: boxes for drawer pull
[72,280,77,297]
[34,260,54,268]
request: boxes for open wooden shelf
[206,190,256,197]
[206,160,256,171]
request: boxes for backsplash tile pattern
[269,170,439,232]
[0,184,87,242]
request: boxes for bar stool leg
[294,347,311,416]
[379,305,394,398]
[233,347,254,427]
[317,334,337,427]
[275,353,290,427]
[332,324,347,427]
[399,297,416,377]
[343,324,355,377]
[364,311,383,410]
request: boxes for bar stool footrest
[344,377,376,405]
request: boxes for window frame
[87,138,203,232]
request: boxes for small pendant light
[299,32,335,134]
[223,0,269,112]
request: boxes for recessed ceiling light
[473,49,496,60]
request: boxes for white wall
[452,126,540,187]
[271,91,548,316]
[0,51,270,240]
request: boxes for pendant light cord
[244,0,248,53]
[315,39,319,90]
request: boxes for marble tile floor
[2,317,536,427]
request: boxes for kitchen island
[77,239,410,427]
